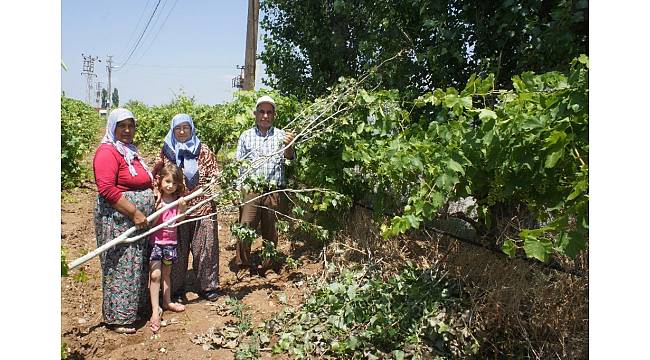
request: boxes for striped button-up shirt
[236,126,295,188]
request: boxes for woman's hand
[132,209,148,229]
[113,195,149,229]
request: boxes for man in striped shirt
[235,95,296,278]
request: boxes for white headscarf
[102,108,153,180]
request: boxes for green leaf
[501,239,517,258]
[447,159,465,175]
[521,116,544,130]
[523,235,553,262]
[61,247,69,277]
[476,74,495,94]
[435,173,459,189]
[342,147,353,161]
[545,148,564,168]
[405,214,421,229]
[578,54,589,65]
[392,350,405,360]
[545,131,567,146]
[479,109,497,121]
[556,231,587,258]
[347,336,359,350]
[460,95,473,109]
[347,285,357,300]
[482,129,495,146]
[410,156,424,170]
[566,180,588,201]
[361,91,376,104]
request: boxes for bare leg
[149,261,162,332]
[162,263,185,312]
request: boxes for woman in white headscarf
[93,108,155,334]
[153,114,221,302]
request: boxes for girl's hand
[153,176,162,206]
[178,198,187,213]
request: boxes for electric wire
[122,63,230,69]
[132,0,179,65]
[116,0,163,70]
[130,0,170,59]
[116,0,152,61]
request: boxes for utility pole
[243,0,259,91]
[106,55,115,108]
[81,54,99,106]
[95,81,102,108]
[232,65,245,89]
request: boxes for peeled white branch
[67,181,214,270]
[172,187,333,227]
[121,193,217,244]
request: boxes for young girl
[149,163,187,333]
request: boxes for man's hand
[283,131,295,145]
[283,131,296,159]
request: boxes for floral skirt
[94,189,155,325]
[171,214,220,296]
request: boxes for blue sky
[62,0,267,106]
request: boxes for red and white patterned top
[153,145,219,217]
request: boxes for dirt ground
[61,178,323,359]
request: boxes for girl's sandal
[150,317,161,333]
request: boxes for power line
[123,63,230,69]
[132,0,179,65]
[116,0,153,61]
[117,0,163,70]
[136,0,169,51]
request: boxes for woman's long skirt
[171,214,220,296]
[94,189,155,325]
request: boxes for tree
[112,88,119,107]
[101,88,108,109]
[259,0,588,101]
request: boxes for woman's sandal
[109,325,136,334]
[203,290,220,302]
[163,302,186,312]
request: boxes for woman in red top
[93,108,156,334]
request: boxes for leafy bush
[60,96,100,189]
[286,57,589,262]
[266,266,479,359]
